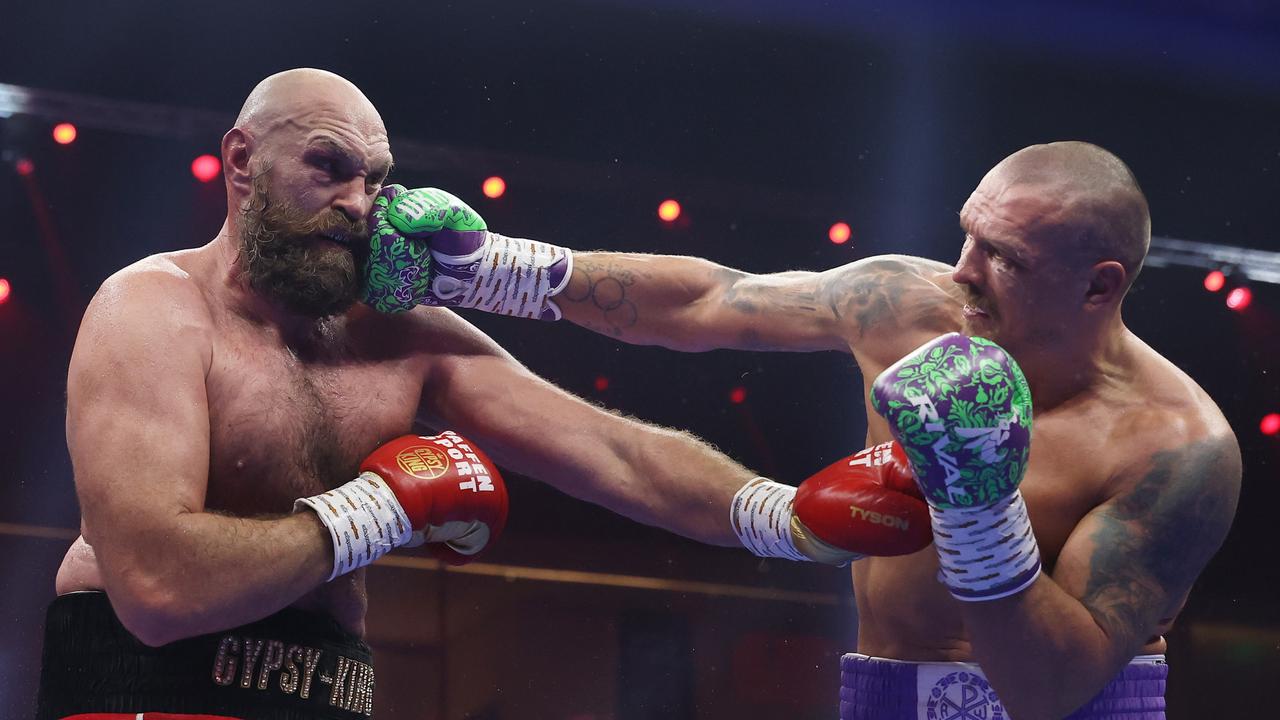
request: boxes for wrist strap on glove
[296,473,414,581]
[931,489,1042,601]
[449,233,572,320]
[731,478,810,562]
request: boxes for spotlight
[482,176,506,199]
[1262,413,1280,436]
[191,154,221,183]
[594,375,610,392]
[52,122,78,145]
[1203,270,1225,292]
[0,278,10,304]
[829,222,851,245]
[15,158,34,176]
[1225,286,1252,311]
[729,386,747,404]
[658,199,681,223]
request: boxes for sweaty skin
[57,69,755,647]
[552,142,1240,719]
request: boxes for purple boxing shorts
[840,653,1167,719]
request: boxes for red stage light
[1225,287,1252,311]
[15,158,34,176]
[658,199,681,222]
[1262,413,1280,436]
[191,154,221,182]
[0,278,10,304]
[52,123,77,145]
[482,176,506,199]
[1203,270,1225,292]
[729,386,747,404]
[829,222,852,245]
[594,375,610,392]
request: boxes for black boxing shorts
[36,591,376,720]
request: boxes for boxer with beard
[37,69,928,720]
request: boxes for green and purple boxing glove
[871,333,1040,601]
[360,184,571,318]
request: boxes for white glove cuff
[295,473,414,581]
[730,478,809,562]
[931,489,1042,601]
[454,233,572,320]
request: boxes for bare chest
[856,409,1110,657]
[204,324,425,517]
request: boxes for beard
[237,172,370,318]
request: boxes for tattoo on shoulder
[821,258,951,338]
[1081,436,1240,639]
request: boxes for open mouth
[963,303,991,318]
[311,230,352,249]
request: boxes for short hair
[999,141,1151,283]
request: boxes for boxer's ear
[221,127,255,195]
[1084,260,1126,309]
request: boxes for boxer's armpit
[1077,435,1240,647]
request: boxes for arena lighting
[1203,270,1226,292]
[190,154,221,182]
[729,386,747,404]
[15,158,34,176]
[52,122,77,144]
[1261,413,1280,437]
[482,176,506,199]
[593,375,609,392]
[1225,286,1252,311]
[0,278,10,304]
[657,199,681,222]
[829,222,852,245]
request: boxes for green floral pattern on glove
[361,185,434,313]
[870,334,1033,509]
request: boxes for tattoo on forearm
[1081,438,1238,642]
[561,261,640,337]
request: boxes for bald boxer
[392,142,1241,718]
[38,69,924,720]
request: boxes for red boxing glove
[299,431,508,578]
[360,432,509,566]
[793,441,932,558]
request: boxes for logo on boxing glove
[395,444,451,480]
[849,505,912,531]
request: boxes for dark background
[1,0,1277,717]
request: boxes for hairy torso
[57,248,434,637]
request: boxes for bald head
[235,68,383,136]
[988,141,1151,281]
[231,68,386,161]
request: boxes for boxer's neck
[210,221,344,341]
[1020,313,1134,411]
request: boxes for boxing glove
[792,441,932,560]
[871,333,1040,600]
[361,185,571,319]
[297,431,509,579]
[731,442,931,566]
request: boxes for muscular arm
[416,310,755,545]
[69,268,331,646]
[558,252,960,362]
[960,434,1241,718]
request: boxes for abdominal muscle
[851,553,1168,663]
